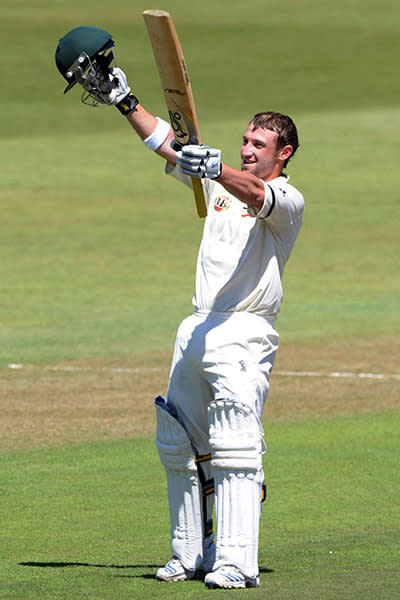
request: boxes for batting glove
[108,68,139,115]
[177,145,222,179]
[81,66,139,114]
[105,68,131,104]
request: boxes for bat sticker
[168,98,198,144]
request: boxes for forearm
[217,164,265,213]
[126,104,177,164]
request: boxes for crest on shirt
[214,195,231,211]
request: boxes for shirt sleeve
[248,178,304,227]
[247,182,276,219]
[165,160,193,188]
[164,162,216,209]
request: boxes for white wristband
[142,117,170,151]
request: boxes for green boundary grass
[1,411,399,599]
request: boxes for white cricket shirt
[166,165,304,320]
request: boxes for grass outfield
[1,0,399,598]
[1,413,399,599]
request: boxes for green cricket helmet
[55,25,115,94]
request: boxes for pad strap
[195,453,215,540]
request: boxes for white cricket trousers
[166,310,279,454]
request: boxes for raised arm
[125,104,176,165]
[81,64,178,164]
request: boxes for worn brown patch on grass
[1,341,398,450]
[268,338,399,422]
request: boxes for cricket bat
[143,9,207,218]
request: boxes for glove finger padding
[177,144,222,179]
[181,145,212,158]
[178,156,203,167]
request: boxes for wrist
[116,92,139,116]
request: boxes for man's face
[240,125,287,180]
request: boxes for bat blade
[143,9,207,218]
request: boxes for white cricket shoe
[204,566,260,589]
[156,543,216,583]
[155,557,196,582]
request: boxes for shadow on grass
[19,561,274,579]
[19,562,158,580]
[20,562,155,569]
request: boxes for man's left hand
[78,65,132,107]
[177,145,222,179]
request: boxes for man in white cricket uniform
[125,107,304,590]
[55,37,304,588]
[157,151,304,588]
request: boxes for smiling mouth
[241,159,256,168]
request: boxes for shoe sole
[156,571,197,582]
[205,577,260,589]
[206,582,245,589]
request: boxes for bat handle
[192,178,207,218]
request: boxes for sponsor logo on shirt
[214,195,231,211]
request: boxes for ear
[278,144,293,162]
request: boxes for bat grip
[192,178,207,218]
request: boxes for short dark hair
[250,112,299,167]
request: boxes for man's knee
[208,399,265,472]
